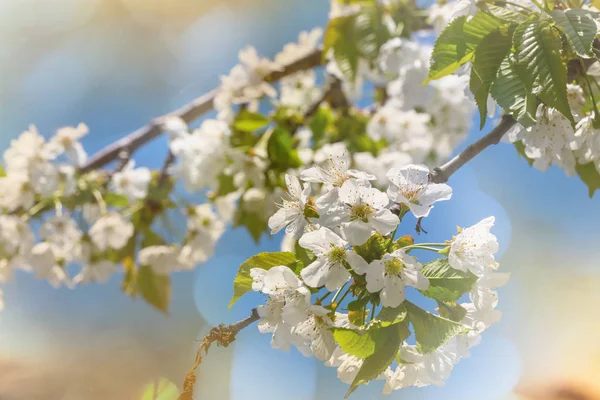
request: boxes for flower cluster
[239,162,508,394]
[0,1,499,314]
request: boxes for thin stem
[336,286,352,307]
[93,189,107,215]
[331,281,349,304]
[404,245,444,252]
[387,227,399,251]
[318,291,333,303]
[54,198,63,217]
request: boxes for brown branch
[430,114,517,184]
[81,48,324,173]
[178,308,260,400]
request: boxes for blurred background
[0,0,599,399]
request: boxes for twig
[80,49,323,173]
[158,151,175,187]
[430,115,517,184]
[178,308,260,400]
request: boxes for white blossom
[268,174,312,238]
[27,242,70,288]
[298,227,368,290]
[361,250,429,308]
[332,179,399,245]
[47,123,89,166]
[448,216,499,277]
[110,160,151,203]
[326,347,363,384]
[74,260,116,284]
[387,164,452,218]
[39,215,83,260]
[139,245,182,275]
[89,213,134,252]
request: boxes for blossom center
[384,258,404,276]
[350,203,374,222]
[327,246,347,265]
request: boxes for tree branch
[430,115,517,184]
[80,49,324,173]
[178,308,260,400]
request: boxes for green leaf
[0,164,6,178]
[141,230,166,248]
[426,16,469,82]
[233,109,270,132]
[491,57,538,127]
[324,15,360,80]
[427,12,503,83]
[437,301,468,322]
[229,252,302,308]
[377,303,408,327]
[234,207,268,243]
[308,106,333,146]
[346,321,410,397]
[576,161,600,197]
[419,258,478,302]
[406,301,467,354]
[514,140,534,166]
[137,265,171,313]
[333,328,377,359]
[470,26,515,128]
[295,240,316,267]
[104,192,130,208]
[513,18,574,123]
[551,9,598,58]
[463,11,505,52]
[477,3,527,23]
[213,173,236,197]
[267,127,303,170]
[352,233,391,263]
[355,3,392,60]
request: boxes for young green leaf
[491,57,538,127]
[267,127,303,170]
[419,258,478,302]
[346,320,411,397]
[437,301,468,322]
[104,192,130,208]
[229,251,302,308]
[352,233,391,263]
[551,9,598,58]
[576,161,600,198]
[333,328,377,359]
[233,109,270,132]
[137,265,171,313]
[476,3,528,23]
[405,301,467,354]
[426,16,469,82]
[513,18,574,123]
[470,26,515,128]
[463,11,504,52]
[355,3,392,60]
[324,15,361,80]
[514,140,535,166]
